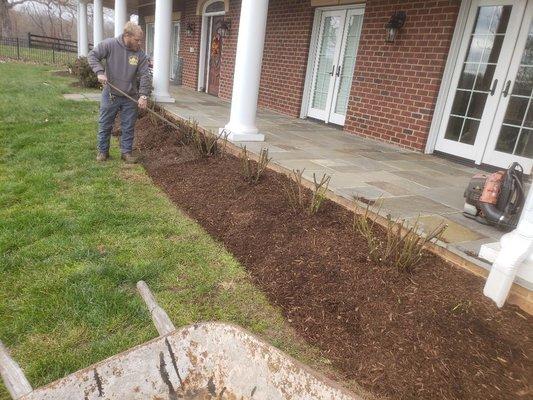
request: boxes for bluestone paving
[390,170,454,188]
[377,196,458,219]
[409,215,487,243]
[412,187,470,211]
[365,181,413,196]
[335,186,391,201]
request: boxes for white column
[114,0,128,37]
[77,0,89,57]
[152,0,175,103]
[483,186,533,307]
[93,0,104,45]
[221,0,269,142]
[76,3,80,52]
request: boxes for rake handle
[105,82,182,132]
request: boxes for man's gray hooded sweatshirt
[88,35,151,99]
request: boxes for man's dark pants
[97,86,138,154]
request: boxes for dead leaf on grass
[217,280,237,291]
[119,168,148,183]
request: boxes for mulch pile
[134,114,532,400]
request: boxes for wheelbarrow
[1,281,359,400]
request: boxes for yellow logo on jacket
[128,55,139,66]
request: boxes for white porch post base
[219,127,264,142]
[482,186,533,307]
[154,94,176,103]
[481,234,533,307]
[221,0,269,144]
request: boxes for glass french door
[145,23,154,58]
[483,3,533,171]
[145,22,180,81]
[170,22,180,80]
[436,0,533,173]
[308,8,364,125]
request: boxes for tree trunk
[0,0,14,38]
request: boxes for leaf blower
[463,162,525,230]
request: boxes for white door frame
[433,0,527,162]
[426,0,473,154]
[145,22,154,56]
[427,0,532,161]
[300,4,365,121]
[146,21,179,81]
[306,9,347,122]
[170,21,181,80]
[197,0,226,92]
[482,0,533,172]
[329,8,364,125]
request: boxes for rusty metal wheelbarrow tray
[1,282,360,400]
[18,322,358,400]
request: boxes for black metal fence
[28,33,80,53]
[0,34,93,65]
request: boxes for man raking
[88,22,151,163]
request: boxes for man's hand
[138,96,148,110]
[97,73,108,84]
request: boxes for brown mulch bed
[133,114,533,400]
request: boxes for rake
[105,81,183,132]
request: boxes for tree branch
[8,0,32,8]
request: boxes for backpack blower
[463,162,526,230]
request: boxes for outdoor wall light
[385,11,406,43]
[185,22,195,37]
[217,20,231,38]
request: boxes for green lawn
[0,63,321,398]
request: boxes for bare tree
[1,0,32,37]
[31,0,76,37]
[5,0,110,40]
[57,0,76,39]
[25,2,47,35]
[8,0,77,39]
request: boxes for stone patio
[160,85,509,274]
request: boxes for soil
[133,115,533,400]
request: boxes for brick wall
[344,0,461,151]
[176,0,460,151]
[259,0,315,116]
[217,0,239,101]
[180,0,202,89]
[217,0,314,117]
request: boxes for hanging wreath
[210,34,222,68]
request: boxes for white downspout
[483,185,533,307]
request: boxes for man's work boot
[121,152,139,164]
[96,151,109,162]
